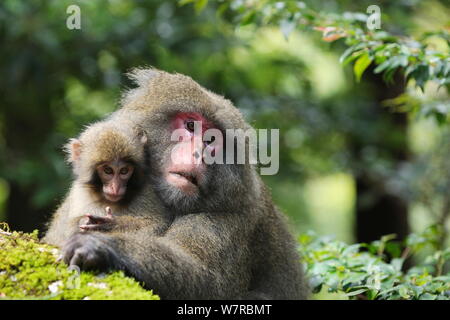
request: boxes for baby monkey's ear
[64,138,82,164]
[137,129,148,145]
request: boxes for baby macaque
[43,120,169,246]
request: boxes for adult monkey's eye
[186,120,195,132]
[120,167,129,175]
[103,166,113,175]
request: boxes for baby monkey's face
[97,159,134,203]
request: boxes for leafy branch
[299,226,450,300]
[181,0,450,120]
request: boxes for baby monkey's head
[66,120,148,205]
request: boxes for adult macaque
[58,68,309,299]
[43,120,169,247]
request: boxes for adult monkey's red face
[165,112,222,197]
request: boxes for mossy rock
[0,224,159,300]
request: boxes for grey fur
[44,68,309,300]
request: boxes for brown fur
[48,68,309,300]
[43,120,169,246]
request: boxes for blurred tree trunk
[6,182,52,234]
[353,69,410,244]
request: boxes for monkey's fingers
[84,213,114,224]
[69,250,86,270]
[68,264,81,274]
[79,223,110,231]
[105,206,113,218]
[80,224,99,231]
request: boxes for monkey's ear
[121,67,162,107]
[137,130,148,145]
[127,67,161,87]
[64,138,82,163]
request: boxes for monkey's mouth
[104,193,123,203]
[170,171,198,185]
[167,171,199,194]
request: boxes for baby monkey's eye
[185,120,195,132]
[120,167,129,175]
[103,166,113,175]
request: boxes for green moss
[0,225,159,300]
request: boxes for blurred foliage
[0,0,242,228]
[185,0,450,121]
[0,1,448,243]
[300,225,450,300]
[0,0,449,300]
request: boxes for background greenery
[0,0,449,299]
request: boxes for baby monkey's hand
[79,207,115,232]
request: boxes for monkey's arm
[63,212,253,299]
[42,199,78,246]
[79,213,161,233]
[43,200,113,245]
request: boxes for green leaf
[399,286,410,299]
[339,43,366,64]
[366,289,379,300]
[353,52,372,82]
[346,288,367,296]
[385,242,402,258]
[342,244,360,255]
[374,59,393,74]
[342,51,365,67]
[420,293,437,300]
[390,258,404,272]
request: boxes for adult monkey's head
[117,68,262,214]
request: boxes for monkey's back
[245,185,309,300]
